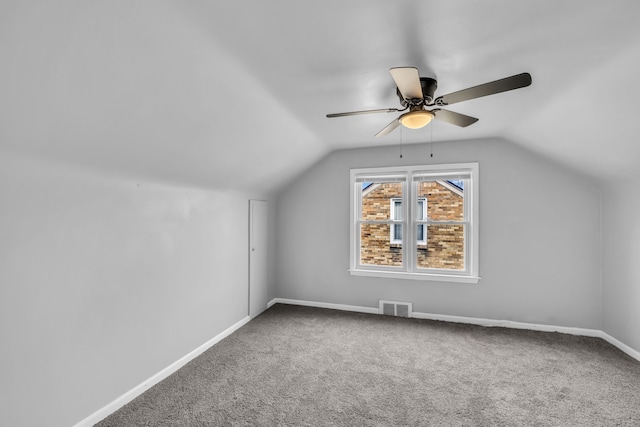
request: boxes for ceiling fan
[326,67,532,137]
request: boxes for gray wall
[275,139,602,329]
[0,153,269,427]
[602,182,640,352]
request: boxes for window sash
[413,172,471,182]
[355,175,406,183]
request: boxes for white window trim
[349,163,480,284]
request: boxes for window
[350,163,479,283]
[390,198,403,243]
[391,198,426,244]
[417,198,426,244]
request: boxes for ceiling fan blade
[434,72,532,106]
[375,118,401,137]
[390,67,423,101]
[326,108,401,118]
[432,109,479,127]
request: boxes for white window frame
[349,163,480,284]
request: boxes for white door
[249,200,268,318]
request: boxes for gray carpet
[96,304,640,426]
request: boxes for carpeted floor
[96,304,640,426]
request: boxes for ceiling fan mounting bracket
[398,97,424,108]
[397,77,438,107]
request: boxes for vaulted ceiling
[2,1,639,191]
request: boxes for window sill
[349,269,480,284]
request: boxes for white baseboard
[73,315,251,427]
[268,297,379,315]
[599,331,640,362]
[410,311,603,337]
[268,298,640,363]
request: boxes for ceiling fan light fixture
[400,110,434,129]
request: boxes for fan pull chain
[430,121,434,158]
[399,125,403,158]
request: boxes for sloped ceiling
[2,1,639,191]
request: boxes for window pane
[393,223,402,241]
[360,223,402,267]
[416,224,425,242]
[393,200,402,220]
[417,199,425,220]
[417,180,464,221]
[361,182,403,221]
[416,224,465,270]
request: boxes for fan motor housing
[397,77,437,107]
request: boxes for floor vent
[379,300,413,318]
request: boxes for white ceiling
[2,1,640,191]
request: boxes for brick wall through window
[360,181,464,270]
